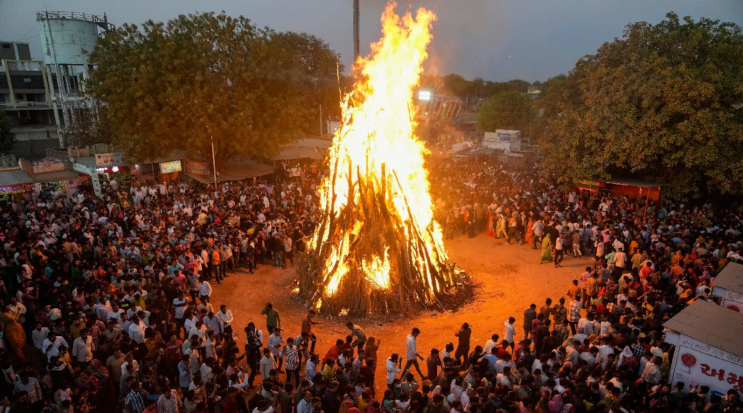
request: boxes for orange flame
[316,2,449,299]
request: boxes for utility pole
[353,0,360,61]
[319,104,323,137]
[211,135,218,187]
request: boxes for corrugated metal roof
[274,138,332,161]
[663,299,743,357]
[0,168,33,186]
[712,262,743,294]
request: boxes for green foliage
[419,74,531,99]
[538,13,743,200]
[86,12,341,167]
[61,104,114,147]
[0,110,15,153]
[476,90,535,132]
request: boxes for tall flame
[303,2,453,314]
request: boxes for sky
[1,0,741,82]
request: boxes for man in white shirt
[216,305,234,329]
[96,297,112,321]
[404,328,425,381]
[504,317,516,348]
[199,278,212,301]
[72,329,95,367]
[128,315,147,344]
[386,354,402,389]
[32,323,49,351]
[42,332,68,361]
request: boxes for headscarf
[548,393,564,413]
[617,346,634,367]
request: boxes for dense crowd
[0,156,742,413]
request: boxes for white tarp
[668,334,743,397]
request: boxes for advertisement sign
[95,152,125,167]
[32,157,65,174]
[0,183,35,195]
[184,160,209,176]
[159,160,182,174]
[671,341,743,397]
[483,130,521,150]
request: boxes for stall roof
[713,262,743,293]
[0,169,33,186]
[606,178,661,188]
[274,138,332,161]
[218,159,274,181]
[664,299,743,357]
[29,170,80,184]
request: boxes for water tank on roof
[37,11,111,66]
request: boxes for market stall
[712,262,743,313]
[664,300,743,396]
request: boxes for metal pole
[319,104,323,136]
[211,135,217,187]
[353,0,360,61]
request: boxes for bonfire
[298,2,460,316]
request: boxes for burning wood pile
[298,3,462,317]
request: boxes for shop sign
[32,157,65,174]
[159,160,182,174]
[671,339,743,397]
[0,183,35,195]
[95,152,125,167]
[185,160,209,175]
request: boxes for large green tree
[61,103,114,147]
[0,110,15,153]
[87,12,341,167]
[476,90,535,132]
[538,13,743,200]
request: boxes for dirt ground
[211,232,590,389]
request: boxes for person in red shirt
[323,339,344,364]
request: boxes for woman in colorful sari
[0,308,26,360]
[525,217,535,246]
[540,234,553,264]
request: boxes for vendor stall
[664,300,743,396]
[712,262,743,313]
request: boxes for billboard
[483,130,521,151]
[159,160,182,174]
[95,152,125,167]
[185,160,209,176]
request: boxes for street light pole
[319,104,323,136]
[211,135,217,187]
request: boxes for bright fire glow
[315,2,450,299]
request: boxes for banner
[32,157,65,174]
[0,183,35,195]
[159,160,182,174]
[95,152,125,167]
[670,339,743,397]
[185,160,209,176]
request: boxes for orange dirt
[211,232,588,390]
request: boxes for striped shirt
[125,390,146,413]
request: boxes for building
[0,41,58,158]
[663,300,743,397]
[711,262,743,313]
[1,12,114,159]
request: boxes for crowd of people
[0,155,742,413]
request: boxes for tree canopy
[87,12,341,167]
[476,90,535,132]
[537,13,743,200]
[0,110,15,153]
[419,74,530,99]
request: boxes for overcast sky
[1,0,741,82]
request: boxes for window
[23,77,31,83]
[1,44,11,49]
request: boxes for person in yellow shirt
[322,358,336,380]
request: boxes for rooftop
[664,299,743,357]
[712,262,743,293]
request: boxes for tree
[0,110,15,153]
[538,13,743,200]
[61,103,114,147]
[476,90,535,132]
[86,12,341,168]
